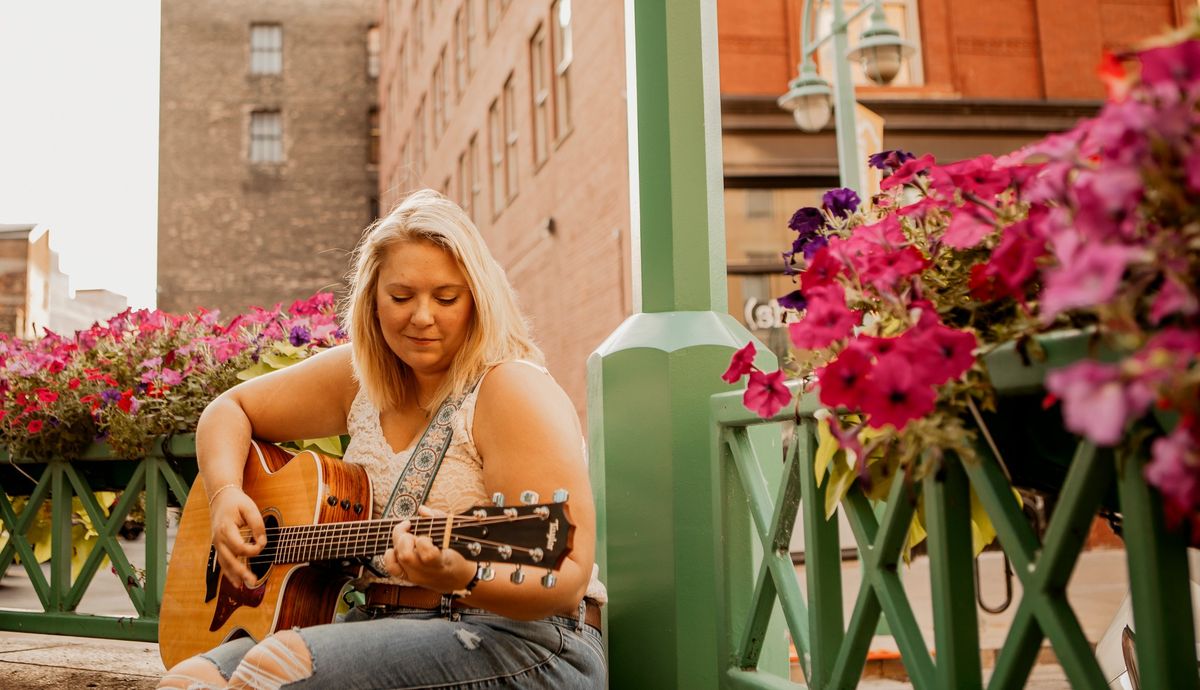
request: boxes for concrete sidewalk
[0,630,161,688]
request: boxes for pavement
[0,538,1128,688]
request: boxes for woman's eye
[390,296,412,303]
[436,297,458,305]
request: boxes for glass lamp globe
[777,70,834,133]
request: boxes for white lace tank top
[341,360,607,604]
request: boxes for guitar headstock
[446,491,574,584]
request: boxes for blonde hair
[344,190,544,412]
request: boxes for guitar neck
[267,517,417,564]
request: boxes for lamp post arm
[800,0,875,59]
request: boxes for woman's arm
[387,362,596,619]
[199,344,358,586]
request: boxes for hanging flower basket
[722,23,1200,546]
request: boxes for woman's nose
[412,299,435,325]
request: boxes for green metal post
[144,455,168,617]
[49,463,73,611]
[923,456,982,690]
[588,1,781,686]
[1117,448,1200,690]
[798,417,844,686]
[826,0,861,194]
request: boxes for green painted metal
[0,436,196,641]
[796,418,843,688]
[1117,445,1200,690]
[923,456,981,690]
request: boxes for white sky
[0,2,160,309]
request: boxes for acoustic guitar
[159,441,574,668]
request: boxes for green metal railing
[712,334,1200,689]
[0,436,196,641]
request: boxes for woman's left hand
[383,506,476,593]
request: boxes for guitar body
[159,441,372,669]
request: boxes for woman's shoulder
[473,360,574,428]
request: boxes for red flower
[861,246,928,292]
[800,247,843,291]
[743,369,792,418]
[36,389,58,404]
[68,378,81,390]
[880,153,935,191]
[117,390,135,414]
[789,285,860,350]
[816,345,873,410]
[860,355,938,430]
[908,324,978,386]
[722,342,757,384]
[27,419,43,434]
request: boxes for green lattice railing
[0,436,196,641]
[712,333,1200,689]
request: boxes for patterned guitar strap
[358,377,485,592]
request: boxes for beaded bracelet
[450,564,484,599]
[207,483,242,506]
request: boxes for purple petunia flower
[100,388,122,405]
[778,290,807,311]
[822,188,861,218]
[868,149,916,172]
[788,207,825,235]
[289,325,311,347]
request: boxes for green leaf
[814,418,839,488]
[302,435,345,458]
[236,362,274,381]
[824,457,857,520]
[261,351,304,370]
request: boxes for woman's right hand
[208,488,266,588]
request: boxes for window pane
[367,26,381,78]
[250,111,283,163]
[504,76,518,200]
[489,101,504,216]
[250,24,283,75]
[530,25,549,167]
[551,0,572,139]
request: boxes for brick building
[718,0,1195,359]
[0,225,128,338]
[157,0,380,317]
[378,0,1190,414]
[376,0,629,412]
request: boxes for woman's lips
[407,336,438,345]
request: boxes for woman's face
[375,239,474,384]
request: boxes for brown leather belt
[364,583,602,632]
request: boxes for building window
[439,49,451,131]
[503,74,518,201]
[413,1,424,62]
[454,7,467,99]
[551,0,573,140]
[249,110,283,163]
[486,0,500,37]
[398,37,408,102]
[369,196,381,221]
[465,0,477,74]
[415,96,427,172]
[530,24,550,169]
[367,25,381,78]
[745,189,773,218]
[468,134,481,224]
[489,99,504,217]
[816,0,923,86]
[250,23,283,75]
[432,58,445,142]
[368,107,380,166]
[402,137,412,180]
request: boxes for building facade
[376,0,629,413]
[0,225,128,338]
[378,0,1191,415]
[157,0,380,317]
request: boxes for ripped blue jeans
[200,605,607,689]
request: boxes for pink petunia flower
[1045,360,1139,446]
[722,342,757,384]
[859,354,938,430]
[789,285,860,350]
[908,323,978,386]
[1150,274,1200,324]
[860,246,928,292]
[1040,243,1138,323]
[800,246,843,291]
[943,205,997,249]
[743,369,792,418]
[879,154,935,191]
[1144,422,1200,530]
[815,344,872,410]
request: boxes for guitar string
[241,533,551,567]
[235,513,549,539]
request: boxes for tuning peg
[510,565,526,584]
[552,489,569,503]
[541,572,557,589]
[498,545,512,560]
[491,492,505,507]
[479,564,495,582]
[519,490,539,505]
[467,542,482,557]
[529,548,544,563]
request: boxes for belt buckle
[439,594,460,621]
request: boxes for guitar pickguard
[205,546,219,603]
[210,575,268,632]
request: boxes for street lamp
[777,0,913,193]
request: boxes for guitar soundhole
[250,513,279,581]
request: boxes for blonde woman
[160,190,606,689]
